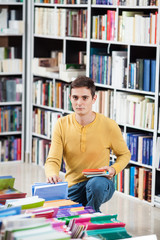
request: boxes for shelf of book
[0,0,26,162]
[26,0,160,207]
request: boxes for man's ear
[92,94,97,103]
[69,95,71,101]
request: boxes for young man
[45,76,131,212]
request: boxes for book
[5,196,45,210]
[0,176,15,190]
[32,182,68,201]
[82,169,109,178]
[0,176,26,204]
[150,59,156,92]
[143,59,150,91]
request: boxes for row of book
[118,11,157,44]
[126,133,153,166]
[92,0,158,5]
[0,106,22,132]
[129,59,156,92]
[92,90,114,119]
[33,79,72,111]
[0,8,23,34]
[32,137,51,165]
[114,166,152,202]
[32,137,66,172]
[0,78,22,102]
[32,108,62,139]
[35,7,87,38]
[35,0,88,3]
[32,55,63,77]
[0,137,21,162]
[90,48,156,91]
[115,93,154,129]
[0,47,19,60]
[0,59,23,73]
[34,0,158,5]
[92,10,116,41]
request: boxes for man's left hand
[99,166,116,179]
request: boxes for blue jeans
[68,176,115,212]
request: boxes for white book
[124,168,130,195]
[60,9,66,37]
[134,14,141,43]
[124,16,134,43]
[0,8,7,32]
[111,51,127,88]
[151,13,156,44]
[43,8,48,35]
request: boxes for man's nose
[77,98,83,105]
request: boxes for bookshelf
[27,0,160,207]
[0,0,26,162]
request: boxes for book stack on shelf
[0,0,25,163]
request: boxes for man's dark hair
[71,76,96,98]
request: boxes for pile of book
[0,176,26,205]
[82,168,109,178]
[0,176,132,239]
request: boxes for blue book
[150,59,156,92]
[132,135,139,162]
[130,167,135,197]
[143,59,150,91]
[130,63,135,89]
[146,138,150,165]
[32,182,68,201]
[149,138,153,166]
[142,138,147,164]
[0,206,21,218]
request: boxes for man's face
[70,87,96,116]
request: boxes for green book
[0,176,15,191]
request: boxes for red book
[17,138,21,160]
[107,10,111,40]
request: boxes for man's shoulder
[97,113,116,124]
[58,113,74,124]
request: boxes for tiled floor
[1,162,160,239]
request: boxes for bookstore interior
[0,0,160,239]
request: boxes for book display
[24,0,160,209]
[0,0,26,162]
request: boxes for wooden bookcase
[26,0,160,207]
[0,0,26,162]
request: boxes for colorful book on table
[0,176,26,205]
[82,169,109,178]
[5,196,45,210]
[32,182,68,201]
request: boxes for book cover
[32,182,68,201]
[150,59,156,92]
[143,59,150,91]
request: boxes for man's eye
[83,96,88,100]
[73,96,78,100]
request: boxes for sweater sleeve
[45,120,63,178]
[110,121,131,175]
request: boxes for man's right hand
[47,175,62,184]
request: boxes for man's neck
[75,112,96,126]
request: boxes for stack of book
[82,168,109,178]
[0,177,132,239]
[0,176,26,205]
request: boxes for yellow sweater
[45,112,131,187]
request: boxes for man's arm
[109,121,131,175]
